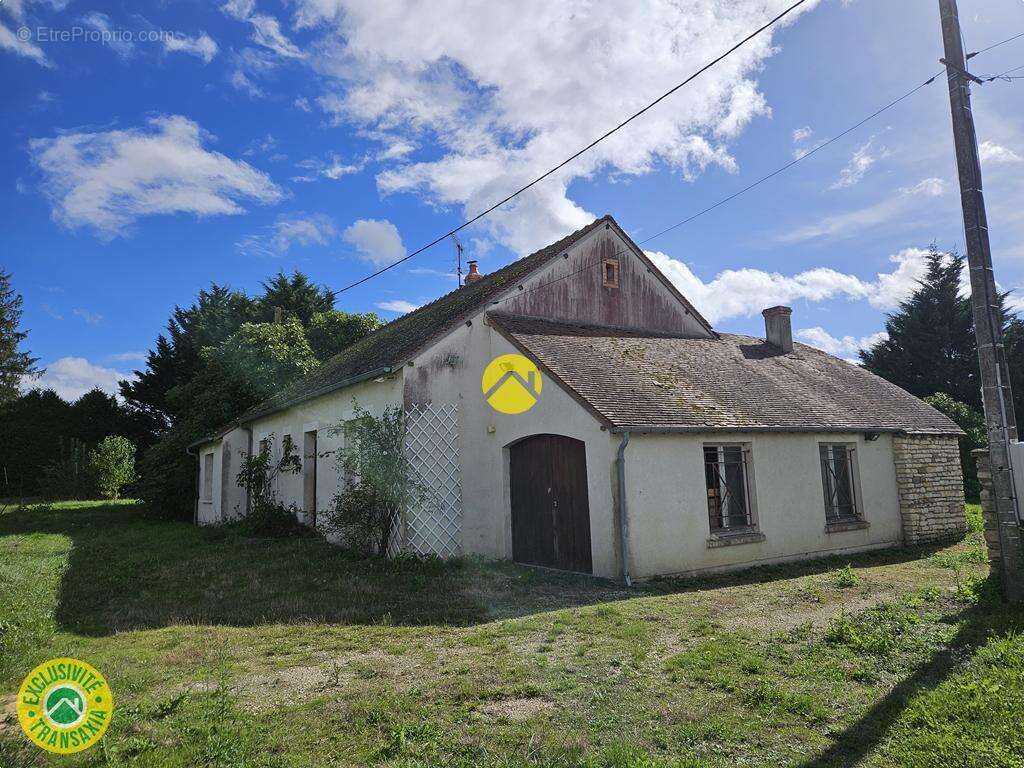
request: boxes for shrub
[925,393,985,499]
[136,428,199,519]
[833,563,859,589]
[234,433,310,538]
[40,437,92,500]
[87,436,137,499]
[323,402,429,556]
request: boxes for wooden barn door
[509,434,593,574]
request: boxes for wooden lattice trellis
[396,403,462,558]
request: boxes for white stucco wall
[623,431,903,578]
[406,320,619,576]
[246,374,404,525]
[197,374,404,529]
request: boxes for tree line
[1,247,1021,510]
[0,269,380,515]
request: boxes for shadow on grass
[794,575,1021,768]
[0,501,958,637]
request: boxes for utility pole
[938,0,1024,601]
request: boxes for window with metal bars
[819,444,859,521]
[704,445,754,531]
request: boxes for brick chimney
[762,306,793,353]
[465,260,483,284]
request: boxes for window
[704,445,754,531]
[202,453,214,501]
[258,437,271,457]
[820,444,859,521]
[303,430,318,526]
[602,258,619,288]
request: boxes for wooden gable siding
[501,227,711,337]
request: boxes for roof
[488,314,962,435]
[221,215,621,432]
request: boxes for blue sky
[3,0,1024,400]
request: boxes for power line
[981,62,1024,81]
[966,30,1024,59]
[493,69,944,307]
[334,0,811,296]
[493,34,1021,308]
[635,73,942,246]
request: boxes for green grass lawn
[1,501,1022,767]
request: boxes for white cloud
[297,0,821,255]
[244,134,277,156]
[795,326,888,358]
[294,96,312,112]
[221,0,304,59]
[778,177,945,243]
[979,140,1022,165]
[293,152,362,182]
[81,11,134,59]
[343,218,406,265]
[227,47,279,96]
[375,299,420,314]
[830,135,888,189]
[29,115,284,236]
[792,126,813,143]
[72,307,103,325]
[237,212,337,256]
[645,245,935,324]
[407,267,457,280]
[164,31,219,63]
[0,22,52,66]
[872,247,936,309]
[29,357,130,401]
[107,351,147,362]
[2,0,70,20]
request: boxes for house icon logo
[481,354,543,415]
[16,658,113,754]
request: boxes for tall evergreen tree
[123,270,381,518]
[119,284,254,427]
[0,270,40,404]
[861,245,1024,431]
[0,389,71,496]
[860,247,979,409]
[255,271,336,326]
[1004,316,1024,429]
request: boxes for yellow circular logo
[481,353,543,415]
[16,658,113,754]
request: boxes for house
[191,215,966,581]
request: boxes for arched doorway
[509,434,593,573]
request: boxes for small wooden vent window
[602,258,619,288]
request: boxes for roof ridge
[313,215,613,369]
[214,215,614,434]
[487,312,704,340]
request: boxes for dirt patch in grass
[0,694,18,740]
[477,697,553,721]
